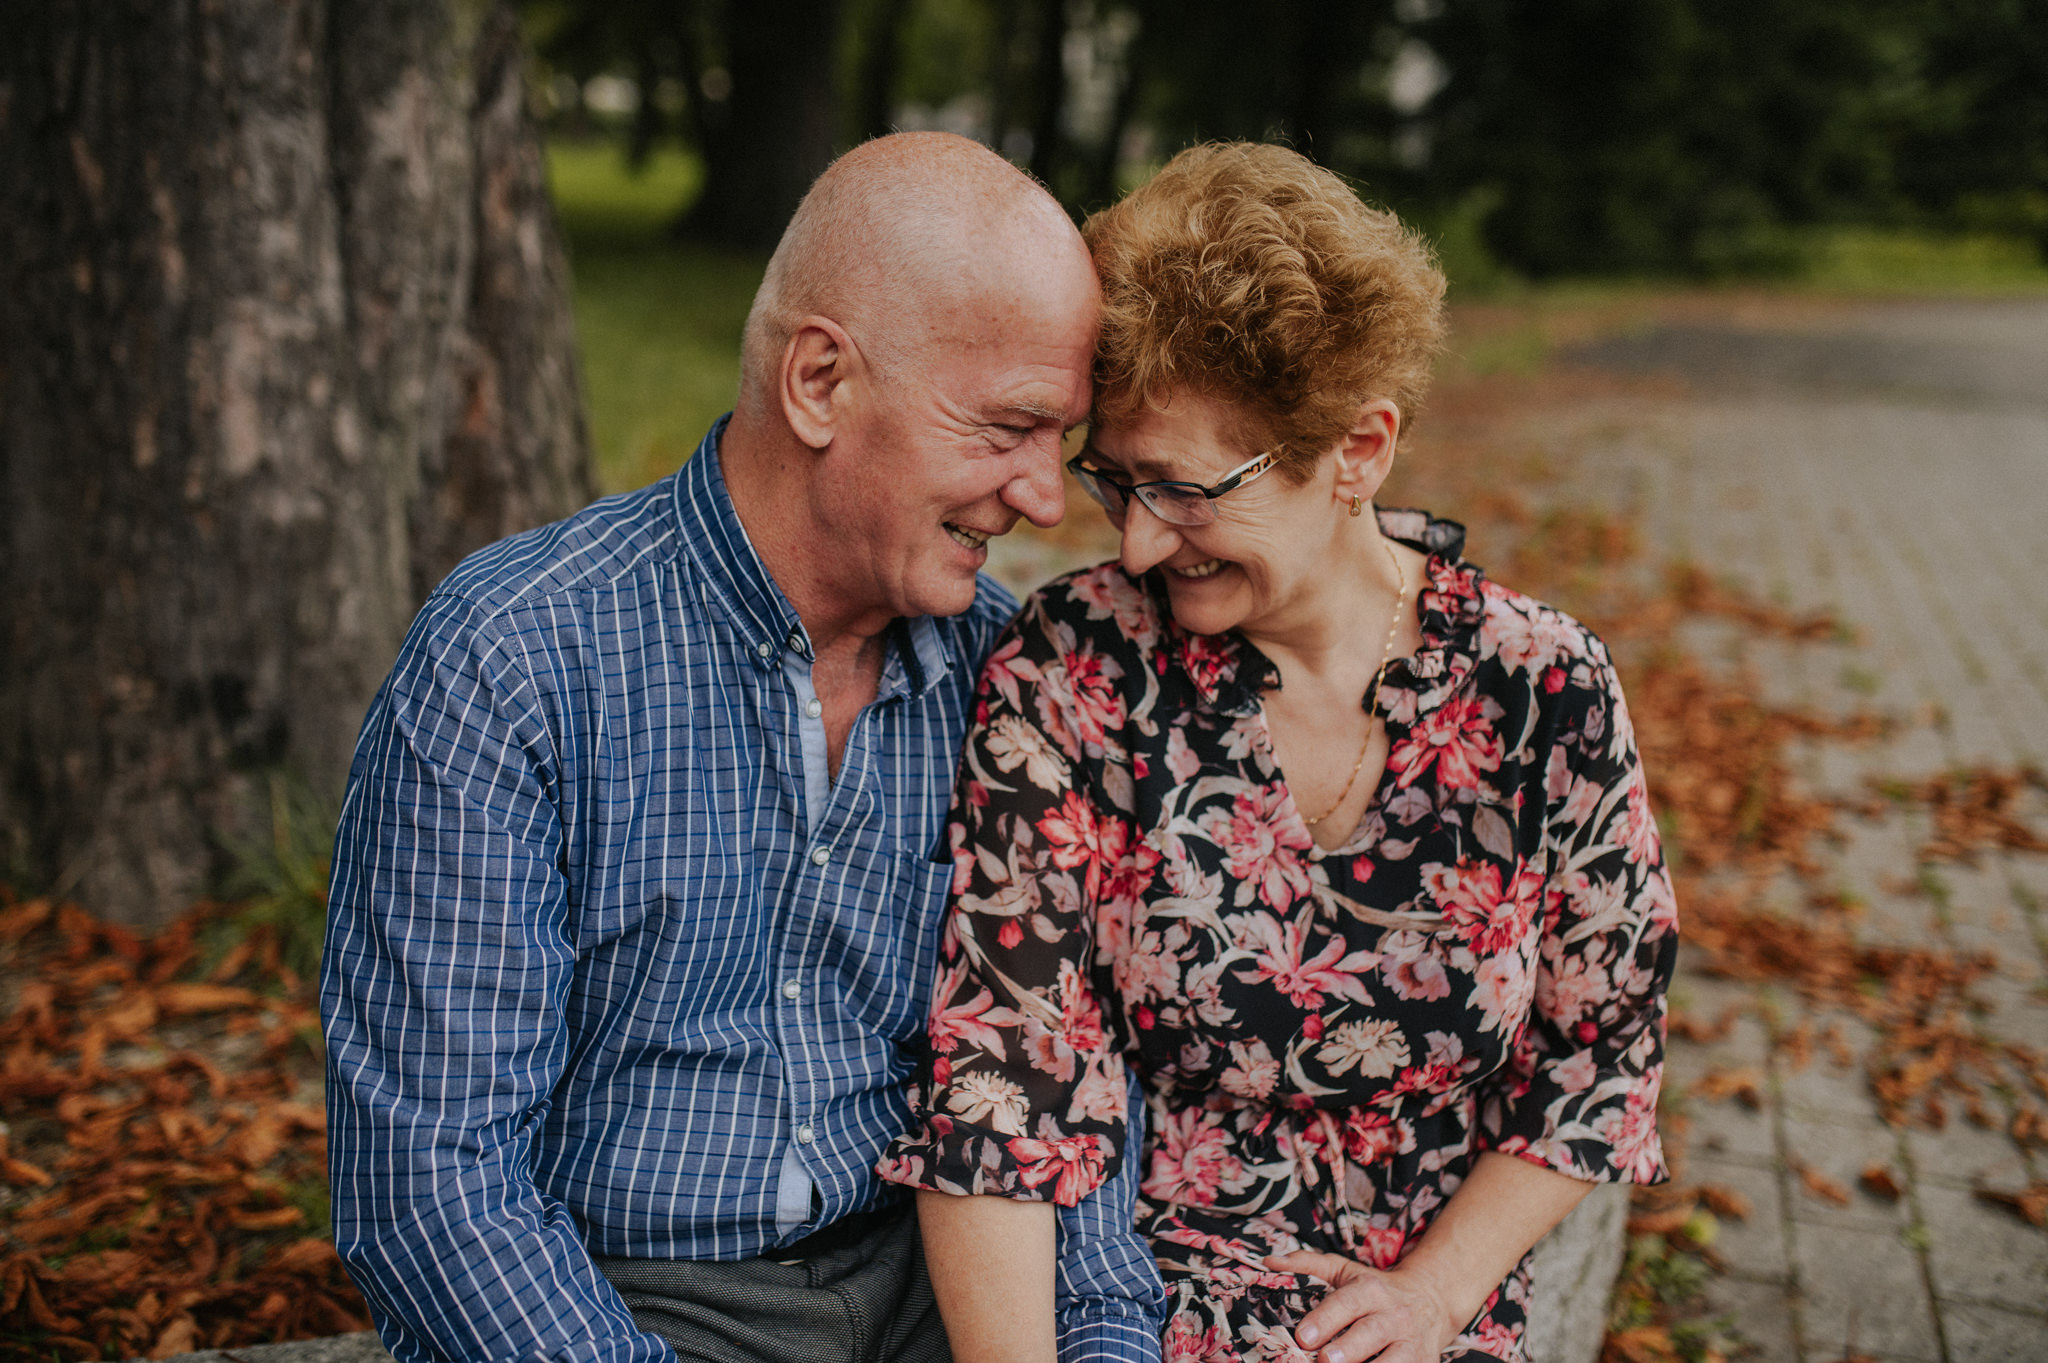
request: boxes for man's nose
[1118,499,1182,577]
[1001,439,1067,529]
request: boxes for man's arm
[320,597,670,1363]
[1053,1067,1166,1363]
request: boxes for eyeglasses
[1065,448,1280,527]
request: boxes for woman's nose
[1118,499,1183,577]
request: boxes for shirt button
[782,979,802,1000]
[755,641,773,659]
[795,1123,815,1145]
[810,845,832,867]
[805,698,822,719]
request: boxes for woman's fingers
[1262,1252,1451,1363]
[1263,1249,1360,1289]
[1321,1309,1406,1363]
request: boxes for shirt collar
[672,416,955,696]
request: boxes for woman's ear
[1330,399,1402,509]
[781,315,862,451]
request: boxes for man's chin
[901,566,984,620]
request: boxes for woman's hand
[1263,1250,1460,1363]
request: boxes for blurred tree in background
[523,0,2048,272]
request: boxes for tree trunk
[676,0,846,250]
[0,0,594,925]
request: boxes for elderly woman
[879,144,1676,1363]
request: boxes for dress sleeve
[878,592,1134,1207]
[1482,643,1678,1184]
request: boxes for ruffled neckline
[1155,507,1487,718]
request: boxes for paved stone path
[1562,298,2048,1362]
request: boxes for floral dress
[879,512,1677,1363]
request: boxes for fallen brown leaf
[1974,1182,2048,1228]
[1858,1164,1903,1201]
[1697,1184,1752,1220]
[1796,1162,1853,1206]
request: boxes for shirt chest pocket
[823,850,957,1045]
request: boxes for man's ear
[1330,399,1402,509]
[781,315,860,451]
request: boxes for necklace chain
[1302,535,1409,829]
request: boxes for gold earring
[1349,495,1364,518]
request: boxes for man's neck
[721,411,898,659]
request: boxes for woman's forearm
[1396,1151,1596,1328]
[915,1190,1058,1363]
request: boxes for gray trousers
[595,1203,952,1363]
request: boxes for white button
[782,979,802,1000]
[810,845,831,867]
[795,1123,815,1145]
[755,641,773,659]
[805,698,823,719]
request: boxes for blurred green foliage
[549,142,764,491]
[522,0,2048,279]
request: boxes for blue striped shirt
[321,420,1165,1363]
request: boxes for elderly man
[320,133,1163,1363]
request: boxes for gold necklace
[1302,536,1409,829]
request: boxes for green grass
[1796,225,2048,295]
[549,141,766,493]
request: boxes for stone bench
[156,1188,1624,1363]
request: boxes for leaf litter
[0,898,369,1359]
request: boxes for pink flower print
[1535,947,1614,1032]
[1389,691,1503,793]
[1163,1311,1230,1363]
[1380,930,1452,1002]
[1144,1106,1249,1208]
[1040,791,1128,903]
[1199,784,1313,912]
[1598,1078,1666,1182]
[1482,598,1570,675]
[1061,645,1128,751]
[1177,632,1239,699]
[1619,769,1662,867]
[1219,1038,1280,1102]
[1339,1109,1411,1166]
[1008,1132,1108,1205]
[1069,567,1161,651]
[928,966,1016,1059]
[1231,911,1377,1011]
[1422,857,1543,955]
[1353,1222,1407,1270]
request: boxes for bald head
[737,133,1091,417]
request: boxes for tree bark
[676,0,846,250]
[0,0,594,925]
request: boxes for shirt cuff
[1056,1306,1163,1363]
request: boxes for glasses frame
[1064,448,1280,526]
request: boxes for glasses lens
[1074,467,1129,515]
[1136,484,1215,527]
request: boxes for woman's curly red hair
[1082,143,1447,480]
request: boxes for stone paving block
[1689,1154,1791,1283]
[1935,1297,2048,1363]
[1789,1219,1944,1363]
[154,1335,391,1363]
[1677,1071,1780,1165]
[1696,1275,1800,1363]
[1779,1114,1912,1233]
[1903,1116,2035,1193]
[1917,1181,2048,1308]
